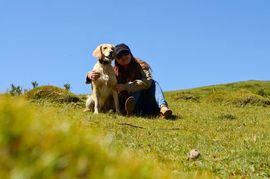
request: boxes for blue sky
[1,0,270,94]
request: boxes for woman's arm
[85,71,101,84]
[85,72,92,84]
[124,68,153,93]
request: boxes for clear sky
[1,0,270,94]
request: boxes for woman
[87,43,172,118]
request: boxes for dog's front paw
[116,110,121,115]
[83,108,91,113]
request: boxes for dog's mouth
[105,54,113,60]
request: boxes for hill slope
[167,80,270,107]
[1,80,270,178]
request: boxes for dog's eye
[103,47,107,50]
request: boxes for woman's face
[116,54,131,66]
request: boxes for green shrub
[230,90,270,107]
[8,84,23,96]
[63,84,71,91]
[218,113,237,120]
[205,89,270,107]
[24,86,81,104]
[31,81,39,89]
[173,92,200,102]
[257,89,267,97]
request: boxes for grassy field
[1,80,270,178]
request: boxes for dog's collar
[98,59,111,65]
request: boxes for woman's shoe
[160,105,172,119]
[125,96,135,116]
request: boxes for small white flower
[187,149,200,159]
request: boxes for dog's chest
[93,64,117,86]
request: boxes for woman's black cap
[115,43,131,57]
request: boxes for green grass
[0,96,177,179]
[1,80,270,178]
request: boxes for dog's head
[92,44,115,63]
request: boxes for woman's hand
[116,84,126,92]
[87,71,100,81]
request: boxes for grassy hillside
[0,96,177,178]
[1,80,270,178]
[165,80,270,177]
[167,80,270,106]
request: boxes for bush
[173,92,200,102]
[8,84,23,96]
[31,81,39,89]
[64,84,71,91]
[257,89,267,97]
[218,113,237,120]
[24,86,81,104]
[205,89,270,107]
[230,90,270,107]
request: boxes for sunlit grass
[0,96,175,178]
[1,80,270,178]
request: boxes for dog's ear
[112,46,117,59]
[92,44,102,59]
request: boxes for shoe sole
[161,109,172,119]
[125,97,135,116]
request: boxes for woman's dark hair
[114,52,150,84]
